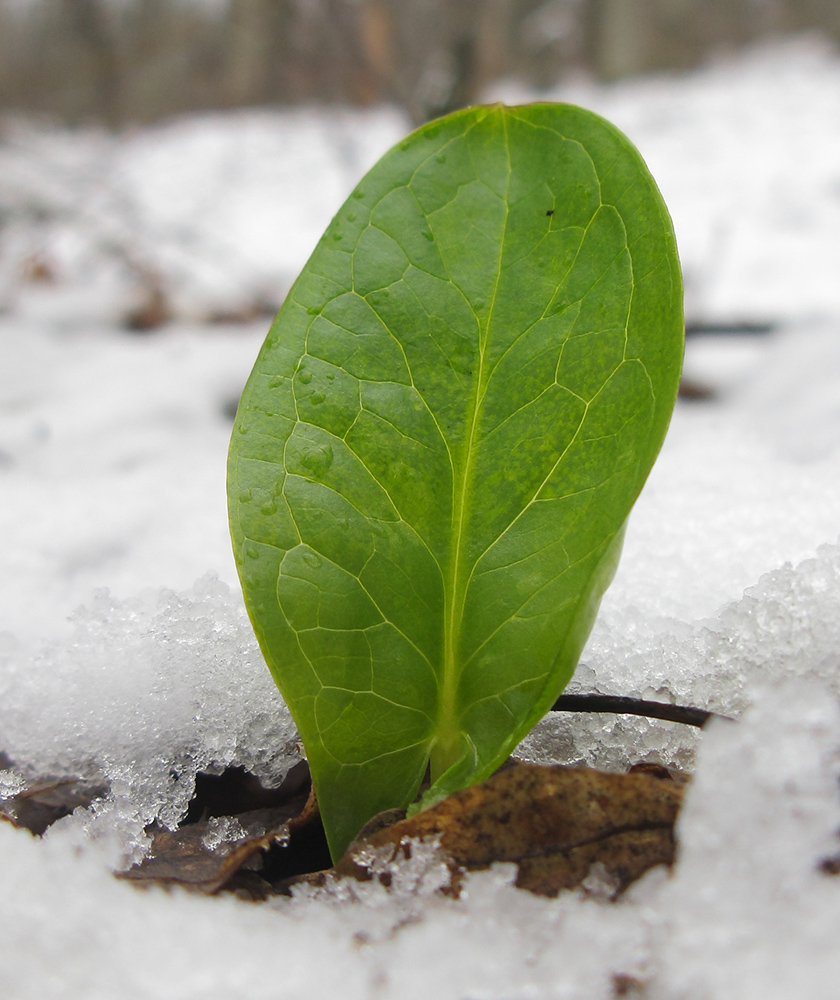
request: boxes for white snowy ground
[2,35,840,1000]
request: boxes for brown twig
[550,694,732,729]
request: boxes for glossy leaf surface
[228,104,683,859]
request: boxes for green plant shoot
[228,103,683,860]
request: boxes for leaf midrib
[434,111,512,781]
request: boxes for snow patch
[0,573,298,863]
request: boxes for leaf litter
[4,747,687,904]
[0,697,722,904]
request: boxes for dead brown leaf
[0,774,108,835]
[332,761,685,898]
[121,797,309,896]
[121,766,331,898]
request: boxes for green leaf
[228,103,683,860]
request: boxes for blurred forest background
[2,0,840,127]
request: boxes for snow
[0,107,407,323]
[653,682,840,1000]
[1,690,837,999]
[0,320,264,647]
[0,574,298,864]
[2,35,840,1000]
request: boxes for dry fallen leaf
[121,798,310,895]
[332,761,685,898]
[121,764,330,898]
[0,773,108,835]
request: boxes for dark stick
[550,694,732,729]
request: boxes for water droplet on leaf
[302,552,322,569]
[298,370,313,384]
[244,543,259,559]
[310,392,325,405]
[301,444,334,478]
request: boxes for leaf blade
[229,103,683,858]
